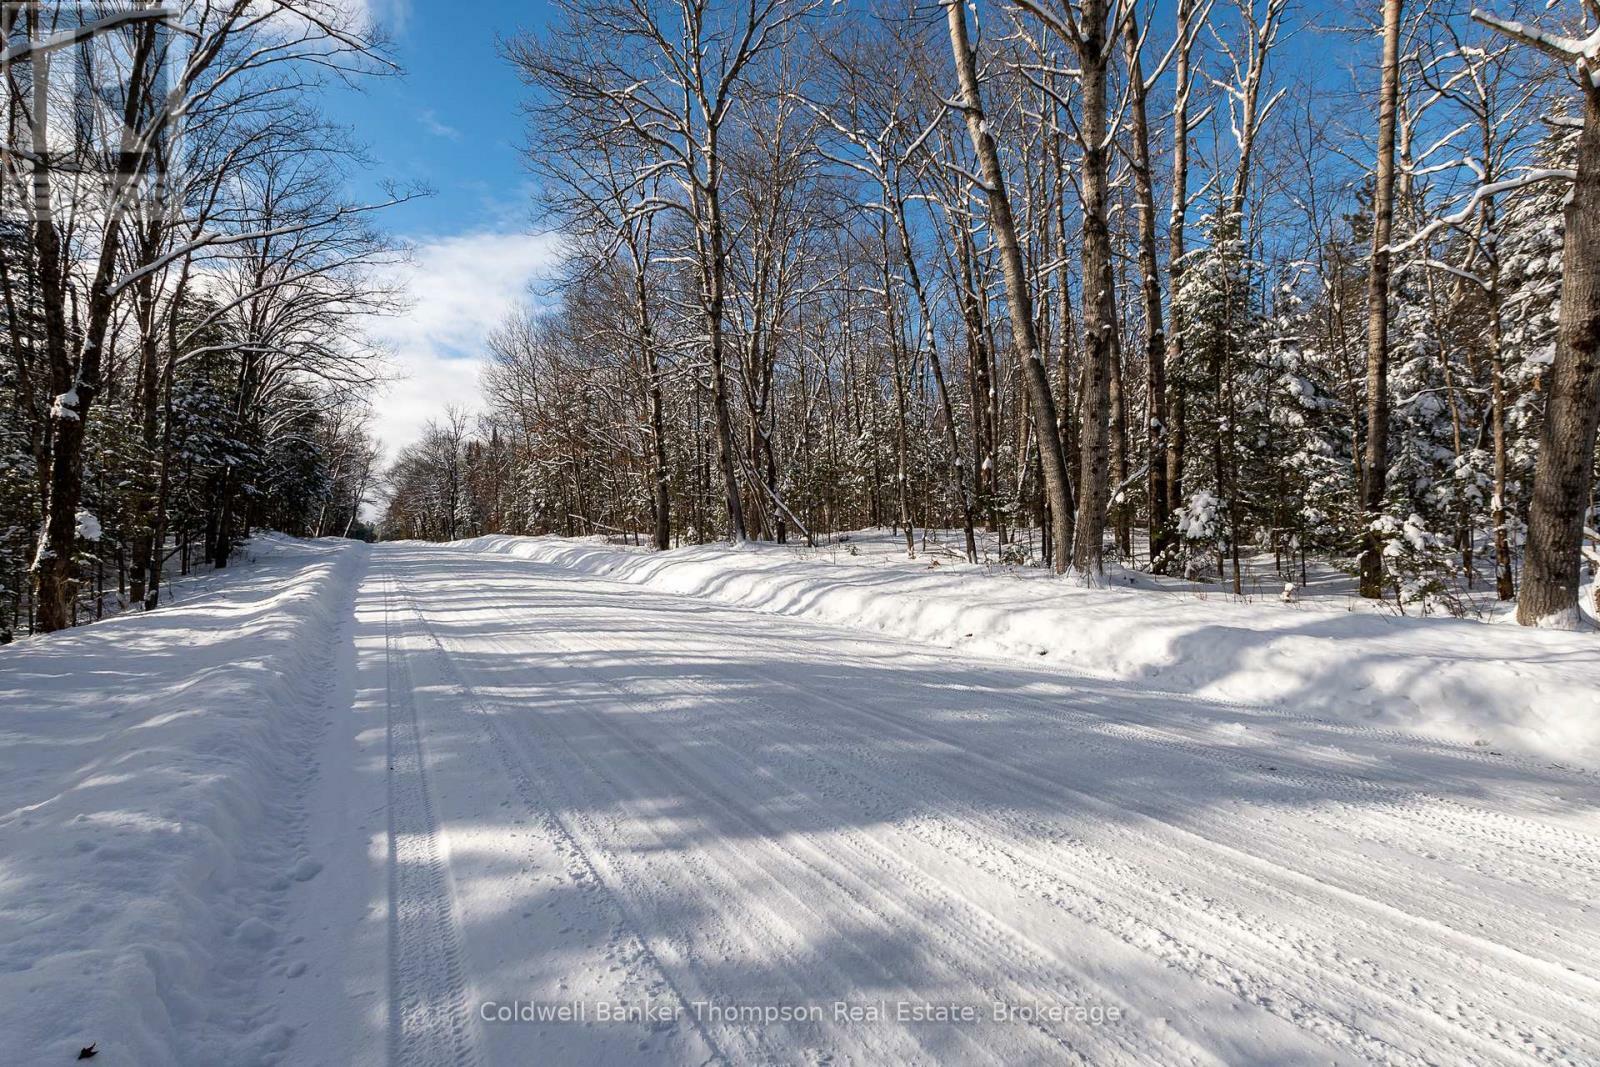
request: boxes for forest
[6,0,1600,637]
[380,0,1600,629]
[0,1,394,636]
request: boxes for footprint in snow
[236,917,277,947]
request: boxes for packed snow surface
[457,531,1600,764]
[3,534,1599,1065]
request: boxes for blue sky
[331,0,547,235]
[328,0,561,461]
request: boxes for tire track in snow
[382,572,479,1067]
[768,681,1597,1062]
[646,600,1600,971]
[507,652,1117,1064]
[710,648,1600,1065]
[388,563,1152,1065]
[404,573,1238,1066]
[383,545,1600,1064]
[503,572,1598,1065]
[524,614,1437,1066]
[385,568,736,1067]
[392,578,1026,1065]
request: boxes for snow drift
[452,534,1600,767]
[0,537,363,1065]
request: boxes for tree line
[1,1,398,637]
[384,0,1600,628]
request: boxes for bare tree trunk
[26,22,76,632]
[1070,0,1117,577]
[945,0,1074,572]
[632,265,672,551]
[1517,82,1600,627]
[698,171,748,543]
[954,210,1002,537]
[1125,11,1170,568]
[1108,325,1130,558]
[1164,0,1203,540]
[127,267,161,607]
[1049,130,1078,513]
[882,248,916,556]
[146,393,176,607]
[1487,253,1516,600]
[893,185,977,562]
[648,379,671,551]
[1359,0,1404,599]
[31,11,160,630]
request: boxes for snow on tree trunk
[1517,82,1600,628]
[1360,0,1405,600]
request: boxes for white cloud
[323,0,409,33]
[366,229,562,462]
[417,108,461,140]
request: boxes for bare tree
[1123,6,1170,568]
[3,0,394,628]
[1009,0,1126,577]
[1475,4,1600,628]
[1359,0,1405,599]
[1164,0,1211,553]
[511,0,819,544]
[944,0,1075,572]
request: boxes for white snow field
[4,536,1600,1065]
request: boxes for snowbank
[0,536,364,1065]
[453,534,1600,767]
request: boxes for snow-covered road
[7,538,1600,1065]
[308,541,1600,1067]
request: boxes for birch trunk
[1359,0,1404,599]
[1071,0,1117,577]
